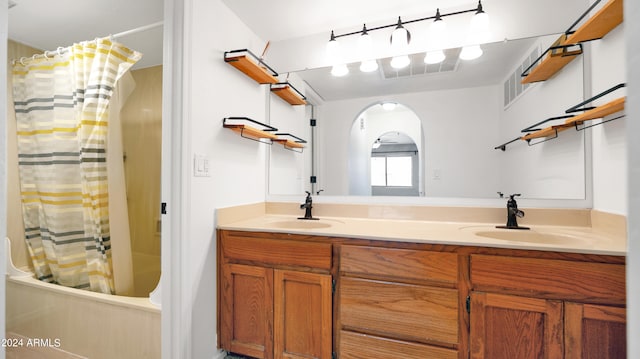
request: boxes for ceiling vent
[381,47,461,79]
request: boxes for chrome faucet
[298,191,319,220]
[497,194,529,230]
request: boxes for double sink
[267,217,588,246]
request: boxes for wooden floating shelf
[521,96,625,141]
[521,35,582,84]
[565,0,623,44]
[521,48,582,84]
[564,96,625,126]
[273,139,305,149]
[521,0,622,84]
[223,124,278,141]
[521,124,573,141]
[224,54,278,84]
[271,84,307,105]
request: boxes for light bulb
[390,17,411,57]
[381,102,397,111]
[331,64,349,77]
[360,59,378,72]
[460,45,483,60]
[431,18,447,35]
[430,9,447,45]
[358,28,373,56]
[358,25,377,73]
[390,55,410,69]
[326,31,341,65]
[424,50,445,64]
[469,2,490,43]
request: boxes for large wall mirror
[268,34,587,200]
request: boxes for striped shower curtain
[12,38,142,294]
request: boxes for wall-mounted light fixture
[326,1,490,75]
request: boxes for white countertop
[218,214,626,256]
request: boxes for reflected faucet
[298,191,319,220]
[496,194,530,230]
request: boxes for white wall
[318,85,502,198]
[180,0,280,357]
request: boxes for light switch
[194,154,211,177]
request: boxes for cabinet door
[220,263,274,359]
[470,292,563,359]
[565,302,626,359]
[274,270,332,359]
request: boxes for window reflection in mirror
[371,131,419,196]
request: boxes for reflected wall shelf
[224,49,278,84]
[564,97,625,126]
[521,96,625,142]
[273,133,307,152]
[521,0,623,84]
[270,82,307,105]
[496,84,626,150]
[223,117,307,152]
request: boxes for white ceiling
[7,0,589,99]
[221,0,476,42]
[7,0,163,69]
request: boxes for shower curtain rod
[12,21,163,65]
[110,20,164,39]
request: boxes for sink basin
[270,220,336,230]
[473,229,585,246]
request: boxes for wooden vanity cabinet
[337,245,468,359]
[218,230,333,359]
[469,254,626,359]
[218,230,627,359]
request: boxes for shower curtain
[12,38,142,294]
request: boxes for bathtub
[5,239,161,359]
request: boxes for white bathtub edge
[7,275,161,314]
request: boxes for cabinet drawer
[471,254,626,304]
[340,245,458,286]
[340,330,457,359]
[221,231,332,270]
[339,277,459,345]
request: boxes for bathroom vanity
[217,204,626,359]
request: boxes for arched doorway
[348,102,424,196]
